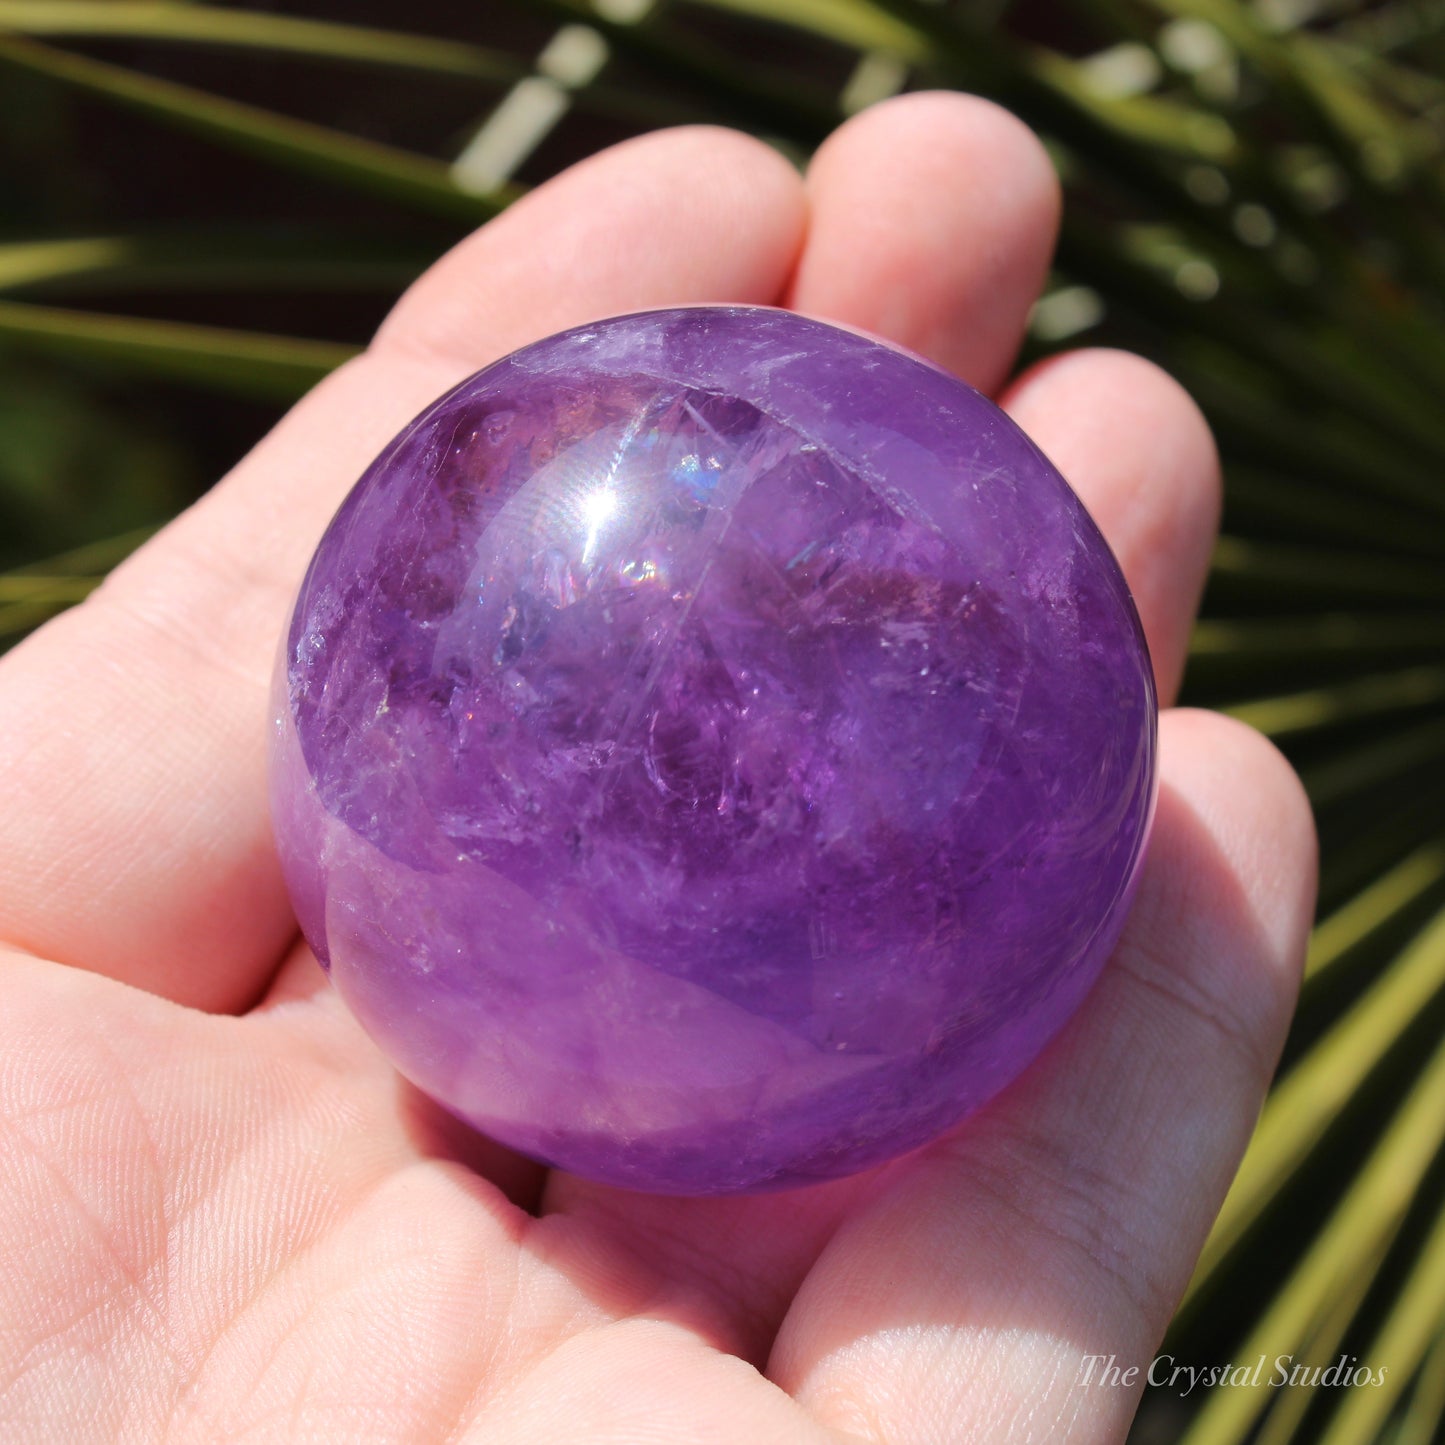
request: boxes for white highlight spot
[579,487,619,566]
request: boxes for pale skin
[0,94,1317,1443]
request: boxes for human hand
[0,94,1316,1443]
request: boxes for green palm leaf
[0,231,431,294]
[0,298,358,398]
[0,1,526,79]
[0,33,506,216]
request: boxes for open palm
[0,95,1315,1444]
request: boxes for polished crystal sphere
[270,306,1156,1194]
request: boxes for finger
[0,127,806,1009]
[786,90,1060,391]
[1002,349,1222,705]
[768,710,1316,1443]
[371,126,804,371]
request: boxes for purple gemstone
[270,306,1156,1194]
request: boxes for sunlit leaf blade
[529,0,837,139]
[0,525,155,637]
[1218,466,1445,561]
[1179,1033,1445,1445]
[0,33,507,219]
[1133,0,1445,292]
[0,596,80,637]
[1316,1200,1445,1444]
[0,237,128,291]
[1031,47,1239,160]
[1316,786,1445,918]
[1225,667,1445,741]
[1305,837,1445,982]
[1188,617,1445,700]
[1210,536,1445,608]
[0,231,431,295]
[1394,1324,1445,1445]
[0,584,95,638]
[3,525,157,576]
[1186,905,1445,1303]
[1052,260,1445,506]
[1251,1262,1377,1445]
[679,0,926,61]
[0,3,695,127]
[0,1,524,79]
[0,298,358,400]
[0,575,95,601]
[1304,716,1445,813]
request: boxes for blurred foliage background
[2,0,1444,1439]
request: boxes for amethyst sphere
[270,306,1156,1194]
